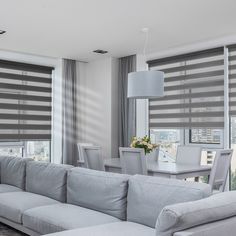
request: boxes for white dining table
[104,158,211,180]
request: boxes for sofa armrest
[155,191,236,236]
[173,216,236,236]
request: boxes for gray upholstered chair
[176,145,202,165]
[81,146,105,171]
[209,149,233,193]
[119,147,147,175]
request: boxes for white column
[223,46,230,191]
[224,46,229,149]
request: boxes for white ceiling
[0,0,236,61]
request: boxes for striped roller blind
[147,47,225,129]
[0,60,54,141]
[229,45,236,116]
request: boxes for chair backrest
[119,147,147,175]
[81,146,105,171]
[77,143,93,162]
[209,149,233,192]
[147,148,159,162]
[176,145,202,165]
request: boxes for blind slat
[164,70,223,83]
[150,101,224,110]
[0,124,51,130]
[0,134,51,140]
[0,72,52,84]
[149,122,224,129]
[151,91,224,102]
[150,111,224,119]
[0,103,51,111]
[0,83,51,93]
[0,93,51,102]
[147,47,224,66]
[161,60,223,74]
[0,60,54,74]
[164,80,223,92]
[0,114,51,121]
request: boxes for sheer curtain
[61,59,78,165]
[118,55,136,147]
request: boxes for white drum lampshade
[127,71,164,98]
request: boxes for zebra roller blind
[0,60,53,141]
[147,47,225,129]
[229,45,236,116]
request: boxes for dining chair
[176,145,202,165]
[77,143,93,163]
[119,147,147,175]
[209,149,233,193]
[81,146,105,171]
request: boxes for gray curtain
[62,59,78,165]
[118,55,136,147]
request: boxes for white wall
[77,57,119,159]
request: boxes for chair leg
[194,177,199,182]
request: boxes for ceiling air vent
[0,30,6,35]
[93,49,108,54]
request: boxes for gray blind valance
[147,47,224,129]
[0,60,53,141]
[229,45,236,116]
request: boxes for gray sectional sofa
[0,156,235,236]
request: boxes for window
[0,145,23,157]
[229,45,236,190]
[0,60,53,161]
[150,129,181,161]
[25,141,50,161]
[189,129,221,144]
[146,44,236,189]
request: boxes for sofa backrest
[0,156,32,189]
[67,167,129,220]
[26,161,72,202]
[127,175,211,228]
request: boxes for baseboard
[0,217,40,236]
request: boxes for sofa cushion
[127,175,211,228]
[23,203,121,235]
[0,184,23,193]
[67,167,129,220]
[43,222,155,236]
[0,156,32,189]
[0,191,59,223]
[156,191,236,236]
[26,161,72,202]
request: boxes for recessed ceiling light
[93,49,108,54]
[0,30,6,35]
